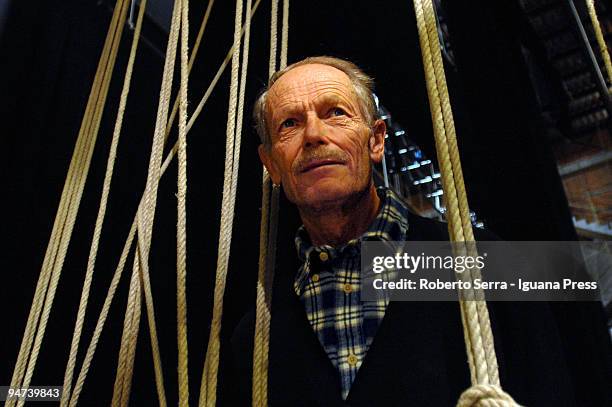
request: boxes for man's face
[258,64,385,211]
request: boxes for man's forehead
[268,63,354,102]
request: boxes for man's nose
[303,113,328,148]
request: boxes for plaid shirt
[294,187,410,400]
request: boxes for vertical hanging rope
[252,169,272,407]
[6,2,130,406]
[186,0,262,137]
[166,0,215,140]
[585,0,612,83]
[60,1,148,405]
[252,1,288,405]
[68,221,137,407]
[280,0,289,69]
[199,0,252,403]
[9,0,266,405]
[268,0,279,75]
[251,0,278,403]
[418,0,496,386]
[176,0,191,404]
[111,0,183,403]
[111,251,144,407]
[61,3,263,404]
[412,0,518,405]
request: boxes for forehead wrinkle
[268,79,358,122]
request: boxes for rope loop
[457,384,520,407]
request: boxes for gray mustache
[293,149,349,173]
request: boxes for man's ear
[258,144,282,185]
[368,119,386,164]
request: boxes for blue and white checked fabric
[294,187,410,400]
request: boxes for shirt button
[311,273,320,282]
[347,353,358,366]
[343,284,353,294]
[318,251,329,262]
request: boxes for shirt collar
[293,187,410,295]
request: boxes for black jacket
[229,212,611,406]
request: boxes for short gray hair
[253,56,378,149]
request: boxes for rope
[63,3,262,404]
[111,249,143,407]
[252,4,278,402]
[187,0,262,137]
[252,1,288,404]
[412,0,518,404]
[199,0,249,402]
[252,170,272,407]
[420,0,497,384]
[176,0,191,404]
[457,384,518,407]
[69,221,137,406]
[166,0,215,141]
[280,0,289,69]
[268,0,279,76]
[111,0,183,402]
[6,2,130,406]
[585,0,612,84]
[60,1,148,405]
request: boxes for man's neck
[299,184,381,247]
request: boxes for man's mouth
[300,159,344,173]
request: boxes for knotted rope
[457,384,518,407]
[412,0,519,405]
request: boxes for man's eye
[330,107,346,117]
[281,118,296,128]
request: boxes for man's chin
[294,185,357,212]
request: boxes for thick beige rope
[414,0,483,384]
[6,2,130,407]
[199,0,247,403]
[68,220,137,406]
[11,0,127,398]
[187,0,262,137]
[14,0,260,404]
[252,1,289,405]
[268,0,279,76]
[457,384,518,407]
[111,250,143,407]
[412,0,518,405]
[585,0,612,84]
[251,1,278,403]
[111,0,183,403]
[60,1,148,405]
[252,170,272,407]
[417,0,489,385]
[63,3,262,404]
[280,0,289,70]
[417,0,497,386]
[68,3,222,401]
[166,0,215,140]
[176,0,191,404]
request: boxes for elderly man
[229,56,609,406]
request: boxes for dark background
[0,0,609,405]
